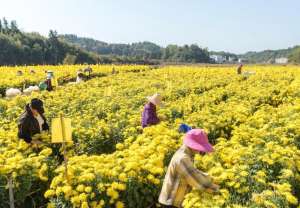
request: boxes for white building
[238,58,248,63]
[210,55,226,63]
[275,57,288,64]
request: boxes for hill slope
[0,19,99,65]
[59,34,162,59]
[60,34,211,63]
[240,46,300,63]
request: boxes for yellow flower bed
[0,65,299,207]
[0,64,150,96]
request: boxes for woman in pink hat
[159,129,219,208]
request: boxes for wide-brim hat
[183,129,214,153]
[46,71,54,79]
[147,93,163,106]
[47,70,54,74]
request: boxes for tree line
[288,46,300,64]
[0,18,212,66]
[0,18,101,66]
[60,35,211,63]
[4,18,298,66]
[240,46,300,64]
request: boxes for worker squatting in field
[141,93,163,128]
[18,98,49,144]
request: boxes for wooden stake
[8,176,15,208]
[60,114,69,182]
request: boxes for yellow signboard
[51,117,72,143]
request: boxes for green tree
[2,18,9,34]
[47,30,65,64]
[63,53,77,64]
[10,20,19,34]
[0,19,100,66]
[288,47,300,64]
[31,43,44,64]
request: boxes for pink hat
[183,129,214,153]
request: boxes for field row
[0,65,150,96]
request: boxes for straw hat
[183,129,214,153]
[147,93,163,106]
[46,71,54,79]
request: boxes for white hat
[46,71,54,79]
[147,93,163,106]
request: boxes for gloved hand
[206,183,220,193]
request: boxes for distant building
[275,57,288,64]
[238,58,248,63]
[210,55,226,63]
[228,56,237,62]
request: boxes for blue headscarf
[178,123,192,133]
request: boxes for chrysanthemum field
[0,65,299,208]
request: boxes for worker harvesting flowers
[141,93,163,128]
[159,129,219,208]
[18,98,49,144]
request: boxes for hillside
[240,46,300,63]
[59,34,162,59]
[61,34,300,64]
[60,34,211,63]
[0,19,99,65]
